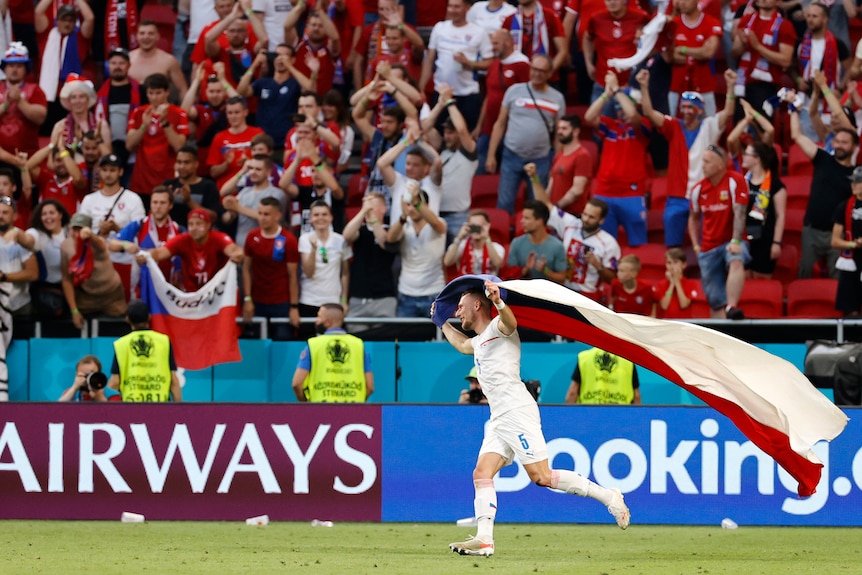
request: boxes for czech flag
[139,255,241,370]
[432,276,849,498]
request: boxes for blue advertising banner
[381,405,862,526]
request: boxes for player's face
[225,103,247,127]
[99,165,122,186]
[455,294,479,331]
[257,204,280,230]
[149,192,172,220]
[187,217,210,242]
[580,203,603,233]
[136,24,159,50]
[40,203,62,232]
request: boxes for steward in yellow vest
[566,347,641,404]
[292,303,374,403]
[108,300,182,402]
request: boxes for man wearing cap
[687,145,750,320]
[126,74,190,208]
[637,68,737,247]
[107,300,182,402]
[0,42,48,159]
[292,302,374,403]
[141,207,243,292]
[129,21,189,101]
[458,366,488,404]
[96,47,142,170]
[0,195,38,317]
[60,212,128,330]
[34,0,95,128]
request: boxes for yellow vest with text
[113,329,173,402]
[306,333,367,403]
[577,348,635,404]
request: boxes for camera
[468,388,486,404]
[468,224,482,233]
[84,371,108,391]
[291,113,306,123]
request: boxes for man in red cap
[139,207,243,292]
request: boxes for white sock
[550,469,614,506]
[473,478,497,542]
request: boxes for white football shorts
[478,403,548,466]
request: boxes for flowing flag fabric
[431,276,848,497]
[607,13,669,71]
[139,254,241,370]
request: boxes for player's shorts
[478,403,548,466]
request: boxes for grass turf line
[1,521,859,575]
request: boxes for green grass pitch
[1,521,859,575]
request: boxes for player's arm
[441,322,474,354]
[485,279,516,335]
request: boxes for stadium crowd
[1,0,861,347]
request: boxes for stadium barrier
[0,403,858,525]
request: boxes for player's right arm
[441,322,474,355]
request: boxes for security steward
[565,347,641,404]
[292,303,374,402]
[107,300,182,402]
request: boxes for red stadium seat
[738,279,784,318]
[781,175,811,211]
[689,281,712,318]
[787,143,813,176]
[579,139,599,177]
[786,279,841,318]
[347,173,365,207]
[484,207,513,244]
[623,243,669,283]
[783,209,805,252]
[648,176,669,210]
[471,174,499,209]
[646,209,664,244]
[773,143,783,175]
[772,244,799,290]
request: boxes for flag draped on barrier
[432,275,849,497]
[139,255,241,370]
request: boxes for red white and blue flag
[432,275,849,498]
[139,255,241,370]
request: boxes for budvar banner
[0,404,381,521]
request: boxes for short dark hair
[251,133,275,150]
[381,105,406,125]
[0,167,15,185]
[81,130,100,143]
[405,147,429,164]
[138,19,159,29]
[666,247,686,264]
[299,90,322,106]
[259,196,282,210]
[177,144,199,157]
[835,127,860,146]
[30,199,70,233]
[76,354,102,372]
[226,95,248,108]
[310,199,331,213]
[276,42,295,56]
[151,185,173,203]
[587,197,609,218]
[523,199,549,224]
[559,114,581,130]
[144,73,170,91]
[250,153,273,169]
[462,288,491,313]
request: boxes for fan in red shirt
[667,0,723,117]
[351,0,424,85]
[194,0,263,83]
[688,147,750,319]
[653,246,700,319]
[282,91,341,174]
[28,143,87,217]
[583,0,648,94]
[546,115,593,215]
[365,24,424,85]
[142,208,243,293]
[0,43,48,158]
[287,6,341,95]
[126,74,190,201]
[207,96,264,189]
[609,254,656,316]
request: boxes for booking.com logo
[494,418,862,516]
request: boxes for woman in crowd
[322,90,355,176]
[741,141,786,279]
